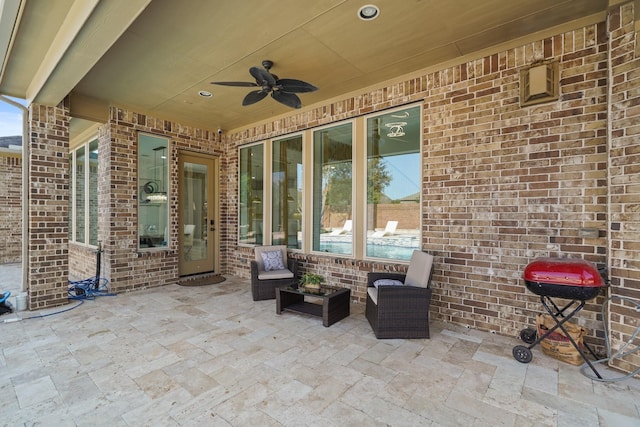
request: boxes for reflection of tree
[367,157,391,203]
[325,162,352,214]
[324,158,391,217]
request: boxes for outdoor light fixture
[198,90,212,97]
[358,4,379,20]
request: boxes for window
[239,144,264,245]
[138,134,169,249]
[69,139,99,246]
[272,135,302,249]
[365,106,421,260]
[313,123,353,254]
[237,104,421,261]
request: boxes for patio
[1,270,639,426]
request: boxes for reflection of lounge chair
[330,219,352,235]
[184,224,195,257]
[372,221,398,237]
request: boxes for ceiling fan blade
[277,78,318,93]
[242,90,269,106]
[250,66,276,86]
[211,81,258,87]
[272,91,302,109]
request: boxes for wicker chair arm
[250,260,260,279]
[376,285,432,312]
[367,272,406,287]
[286,258,298,278]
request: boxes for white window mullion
[84,143,90,245]
[70,151,76,243]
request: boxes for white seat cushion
[367,287,378,305]
[258,269,294,280]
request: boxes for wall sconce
[520,61,559,107]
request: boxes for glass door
[179,152,219,276]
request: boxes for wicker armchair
[250,245,298,301]
[365,250,434,339]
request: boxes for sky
[0,97,25,137]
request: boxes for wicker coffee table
[276,284,350,327]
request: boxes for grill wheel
[513,345,533,363]
[519,327,537,344]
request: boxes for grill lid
[524,258,604,288]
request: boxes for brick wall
[226,19,613,351]
[27,101,70,310]
[422,22,610,337]
[607,2,640,376]
[0,151,21,263]
[69,243,99,281]
[92,108,224,294]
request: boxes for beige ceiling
[0,0,609,136]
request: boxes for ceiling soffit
[1,0,610,134]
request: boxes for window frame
[310,121,355,256]
[238,141,267,246]
[137,133,170,251]
[69,136,99,248]
[362,104,422,261]
[236,102,422,262]
[271,133,304,249]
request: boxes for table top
[280,284,348,298]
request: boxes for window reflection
[313,123,353,254]
[366,106,421,260]
[272,135,302,249]
[239,144,264,245]
[138,134,169,249]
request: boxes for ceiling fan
[211,60,318,109]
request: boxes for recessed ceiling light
[198,90,213,98]
[358,4,379,21]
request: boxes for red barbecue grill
[512,258,607,378]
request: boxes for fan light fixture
[211,60,318,109]
[358,4,379,20]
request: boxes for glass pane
[272,135,302,249]
[182,162,208,262]
[312,123,353,254]
[366,106,421,260]
[239,144,264,245]
[88,139,99,246]
[75,146,85,243]
[69,153,73,240]
[138,134,169,249]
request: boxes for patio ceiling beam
[0,0,23,84]
[27,0,151,106]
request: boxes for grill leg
[533,296,602,379]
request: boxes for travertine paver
[1,274,639,426]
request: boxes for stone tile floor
[1,271,639,426]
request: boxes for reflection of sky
[384,154,420,200]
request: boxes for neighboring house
[0,136,21,264]
[0,2,638,378]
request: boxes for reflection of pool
[318,241,417,260]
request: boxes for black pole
[94,241,102,289]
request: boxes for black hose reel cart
[513,258,606,379]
